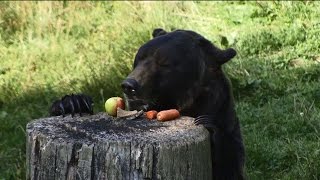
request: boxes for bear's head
[121,28,236,112]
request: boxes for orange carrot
[157,109,180,121]
[145,110,158,119]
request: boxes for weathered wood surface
[26,112,212,180]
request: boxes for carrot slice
[145,110,158,119]
[157,109,180,121]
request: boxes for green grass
[0,1,320,179]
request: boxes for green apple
[105,97,125,116]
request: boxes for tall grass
[0,2,319,179]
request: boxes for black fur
[50,94,93,117]
[122,28,245,179]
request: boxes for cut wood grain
[26,112,212,180]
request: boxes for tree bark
[26,112,212,180]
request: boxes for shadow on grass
[229,60,320,107]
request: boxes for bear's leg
[195,115,245,180]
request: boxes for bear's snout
[121,78,140,96]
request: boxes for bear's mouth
[123,95,157,111]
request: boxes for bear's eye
[156,59,170,67]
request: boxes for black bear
[121,28,245,180]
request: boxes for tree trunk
[26,112,212,180]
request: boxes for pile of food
[105,97,180,121]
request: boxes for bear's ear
[197,37,236,65]
[152,28,167,38]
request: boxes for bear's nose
[121,78,139,96]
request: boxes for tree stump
[26,112,212,180]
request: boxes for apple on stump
[105,97,125,116]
